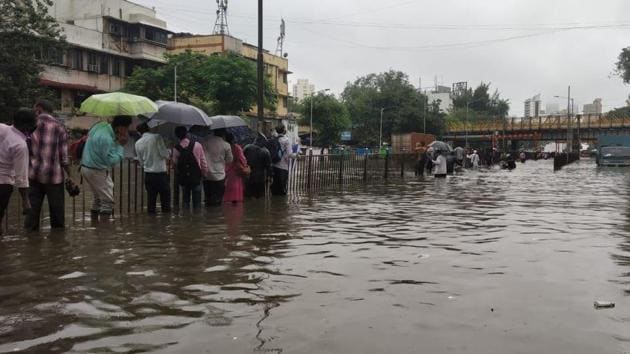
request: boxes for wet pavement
[0,159,628,353]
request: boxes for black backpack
[267,136,284,164]
[175,141,202,186]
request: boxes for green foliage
[616,47,630,84]
[608,105,630,118]
[451,82,510,119]
[341,70,446,146]
[124,51,277,115]
[298,93,350,146]
[0,0,66,121]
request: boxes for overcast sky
[135,0,630,116]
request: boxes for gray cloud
[137,0,630,116]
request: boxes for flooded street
[0,159,629,353]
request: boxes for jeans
[181,183,202,210]
[145,172,171,213]
[24,180,65,231]
[271,167,288,196]
[203,179,225,207]
[0,184,13,230]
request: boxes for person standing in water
[468,150,480,169]
[431,149,447,178]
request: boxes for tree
[450,82,510,123]
[298,93,350,147]
[616,47,630,84]
[0,0,66,121]
[341,70,445,146]
[125,51,277,115]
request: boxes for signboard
[340,131,352,141]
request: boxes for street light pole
[310,93,313,151]
[379,107,385,148]
[465,101,469,148]
[567,86,571,153]
[173,65,177,102]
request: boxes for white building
[292,79,315,102]
[524,94,541,118]
[427,92,453,113]
[44,0,170,114]
[545,102,560,115]
[583,98,603,115]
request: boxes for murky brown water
[0,159,629,353]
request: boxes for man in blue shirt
[80,116,132,220]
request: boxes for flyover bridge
[444,115,630,144]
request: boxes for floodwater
[0,159,629,354]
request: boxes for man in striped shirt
[24,100,72,231]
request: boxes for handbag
[236,161,251,177]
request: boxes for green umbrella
[80,92,158,117]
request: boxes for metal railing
[447,114,630,134]
[2,152,417,232]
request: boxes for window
[46,47,64,65]
[100,55,109,75]
[70,49,83,70]
[112,57,120,76]
[283,72,288,84]
[282,97,288,108]
[128,25,140,41]
[145,28,167,44]
[87,52,99,73]
[109,22,121,35]
[124,60,135,77]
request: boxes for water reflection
[0,160,629,353]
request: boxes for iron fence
[2,152,417,233]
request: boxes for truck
[596,135,630,166]
[391,133,435,154]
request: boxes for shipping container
[391,133,436,153]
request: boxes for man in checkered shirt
[24,100,73,231]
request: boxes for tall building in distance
[292,79,315,102]
[427,85,453,113]
[45,0,170,115]
[524,94,542,118]
[583,98,603,115]
[545,102,560,115]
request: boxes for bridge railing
[447,114,630,134]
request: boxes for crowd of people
[0,100,297,232]
[413,141,532,177]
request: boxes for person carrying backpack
[270,125,295,196]
[172,126,208,210]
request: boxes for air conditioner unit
[88,64,99,73]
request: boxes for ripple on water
[0,160,628,353]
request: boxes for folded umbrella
[80,92,158,117]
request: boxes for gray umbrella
[209,115,248,130]
[149,101,212,127]
[428,141,453,152]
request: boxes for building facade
[583,98,603,115]
[292,79,315,102]
[167,34,290,118]
[524,94,542,118]
[45,0,170,115]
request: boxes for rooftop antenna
[213,0,229,35]
[275,18,286,56]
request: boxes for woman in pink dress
[224,132,249,203]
